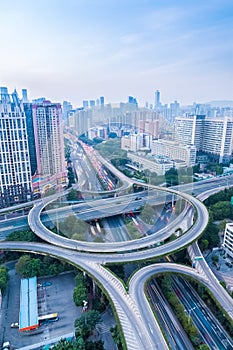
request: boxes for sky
[1,0,233,107]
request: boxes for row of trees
[199,187,233,250]
[15,254,72,278]
[73,272,89,307]
[0,266,9,292]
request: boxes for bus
[38,313,59,324]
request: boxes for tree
[0,266,9,292]
[59,215,87,238]
[197,344,210,350]
[211,255,219,264]
[140,204,155,224]
[75,310,102,340]
[73,285,88,306]
[51,338,85,350]
[6,229,39,242]
[15,255,42,278]
[110,325,123,350]
[85,340,105,350]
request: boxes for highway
[27,185,209,254]
[172,276,233,350]
[147,279,194,350]
[1,239,232,350]
[1,154,233,349]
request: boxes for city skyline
[1,0,232,107]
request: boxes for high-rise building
[174,115,233,163]
[83,100,89,109]
[154,90,160,111]
[23,103,37,175]
[100,96,104,106]
[32,101,66,189]
[62,101,73,121]
[0,87,32,206]
[174,115,205,151]
[90,100,95,108]
[22,89,28,103]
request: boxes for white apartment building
[121,133,152,152]
[174,115,205,151]
[223,223,233,259]
[174,115,233,163]
[0,87,32,206]
[202,117,233,163]
[151,139,196,167]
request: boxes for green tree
[140,204,155,224]
[85,340,105,350]
[0,266,9,292]
[197,344,210,350]
[73,285,88,306]
[6,229,39,242]
[59,215,87,238]
[16,255,42,278]
[110,325,123,350]
[75,310,102,340]
[211,255,219,264]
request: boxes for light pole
[185,306,196,324]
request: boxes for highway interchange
[0,154,233,349]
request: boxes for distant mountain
[208,100,233,107]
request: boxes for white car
[2,341,10,349]
[11,322,19,328]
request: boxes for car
[42,281,52,287]
[225,262,232,268]
[2,341,10,349]
[11,322,19,328]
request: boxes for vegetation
[50,337,104,350]
[188,279,233,338]
[158,275,203,348]
[75,310,102,339]
[95,138,127,161]
[15,254,73,278]
[6,229,41,242]
[125,220,142,239]
[73,272,89,306]
[110,325,123,350]
[91,281,109,312]
[59,215,87,240]
[199,187,233,250]
[67,189,84,201]
[140,204,156,225]
[67,165,76,187]
[0,266,9,292]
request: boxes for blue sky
[1,0,233,107]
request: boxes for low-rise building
[127,152,173,176]
[151,139,196,167]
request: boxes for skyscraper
[154,90,160,111]
[22,89,28,103]
[0,87,32,206]
[23,102,37,175]
[32,101,66,189]
[100,96,104,106]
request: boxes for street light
[185,306,196,324]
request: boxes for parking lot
[0,269,82,349]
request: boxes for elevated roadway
[28,185,208,254]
